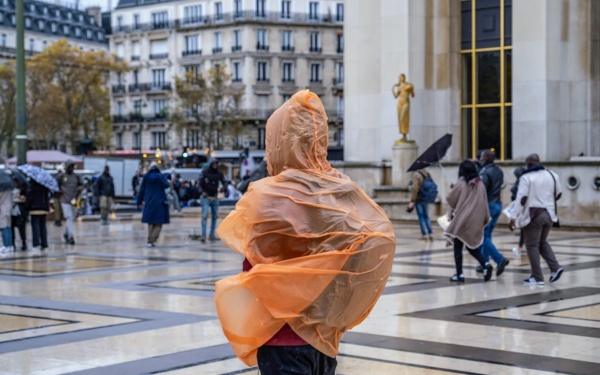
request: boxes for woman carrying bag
[444,160,492,282]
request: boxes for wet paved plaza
[0,216,599,374]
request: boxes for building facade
[108,0,345,157]
[0,0,107,61]
[344,0,600,163]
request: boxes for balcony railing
[128,83,150,92]
[111,11,343,34]
[337,47,344,54]
[309,47,322,53]
[281,45,294,52]
[212,47,222,54]
[333,78,344,86]
[182,49,202,56]
[111,84,126,94]
[149,82,172,91]
[256,78,270,83]
[149,53,168,60]
[131,55,140,61]
[231,45,242,52]
[256,43,269,51]
[281,78,295,84]
[309,79,323,84]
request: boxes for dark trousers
[31,215,48,248]
[523,208,561,281]
[454,238,486,276]
[11,214,26,248]
[148,224,162,244]
[257,345,337,375]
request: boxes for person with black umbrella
[10,175,27,251]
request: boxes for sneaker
[199,236,206,243]
[68,238,75,245]
[523,277,544,285]
[63,233,69,243]
[549,267,564,283]
[147,243,155,248]
[512,246,522,256]
[497,259,510,276]
[21,244,27,251]
[450,274,465,282]
[428,235,434,242]
[208,236,220,242]
[0,246,8,252]
[483,263,493,282]
[476,265,484,273]
[54,221,62,227]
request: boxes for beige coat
[444,177,490,249]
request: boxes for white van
[210,150,265,180]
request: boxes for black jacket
[199,159,226,197]
[96,173,115,197]
[479,162,504,203]
[25,180,51,211]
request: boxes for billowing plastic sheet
[215,90,396,366]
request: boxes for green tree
[28,39,128,151]
[172,64,244,151]
[0,63,16,156]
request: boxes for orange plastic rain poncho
[215,90,396,366]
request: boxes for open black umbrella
[0,170,15,192]
[407,134,453,172]
[9,167,27,187]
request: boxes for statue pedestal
[392,141,419,186]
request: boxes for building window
[282,62,294,82]
[153,100,168,116]
[281,0,291,18]
[232,61,242,81]
[187,129,201,148]
[337,33,344,53]
[336,3,343,21]
[38,20,45,29]
[150,38,168,59]
[90,16,95,24]
[98,32,104,41]
[183,5,202,24]
[152,69,166,88]
[1,34,5,48]
[43,7,48,15]
[335,62,344,85]
[63,25,69,35]
[309,2,319,20]
[184,34,200,55]
[256,0,266,17]
[132,70,139,85]
[116,133,123,149]
[51,23,57,33]
[42,40,47,49]
[310,31,321,52]
[75,27,81,37]
[116,100,124,115]
[67,12,72,20]
[25,17,31,28]
[116,15,123,30]
[133,132,141,149]
[152,11,168,29]
[257,61,269,81]
[116,43,124,60]
[257,29,268,50]
[461,0,512,160]
[232,29,242,51]
[133,14,140,29]
[282,30,293,51]
[310,63,321,83]
[151,131,168,148]
[337,96,344,119]
[184,65,201,81]
[213,32,222,53]
[0,13,3,23]
[55,9,60,17]
[131,41,140,60]
[282,94,291,103]
[214,2,223,20]
[29,3,35,11]
[234,0,243,17]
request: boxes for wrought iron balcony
[212,47,222,54]
[281,45,294,52]
[309,47,322,53]
[149,53,168,60]
[231,45,242,52]
[111,84,126,94]
[182,49,202,56]
[256,43,269,51]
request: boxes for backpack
[418,171,438,203]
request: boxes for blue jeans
[201,197,219,238]
[1,227,13,247]
[415,202,433,236]
[479,201,505,264]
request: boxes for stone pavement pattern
[0,217,599,374]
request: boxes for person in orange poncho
[215,90,396,374]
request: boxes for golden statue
[392,74,415,143]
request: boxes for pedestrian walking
[95,166,115,225]
[198,158,227,242]
[56,160,82,245]
[137,162,170,247]
[445,160,492,282]
[11,178,27,251]
[170,173,182,212]
[215,90,396,373]
[53,166,64,226]
[476,150,510,276]
[407,168,436,241]
[509,154,564,285]
[26,180,51,250]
